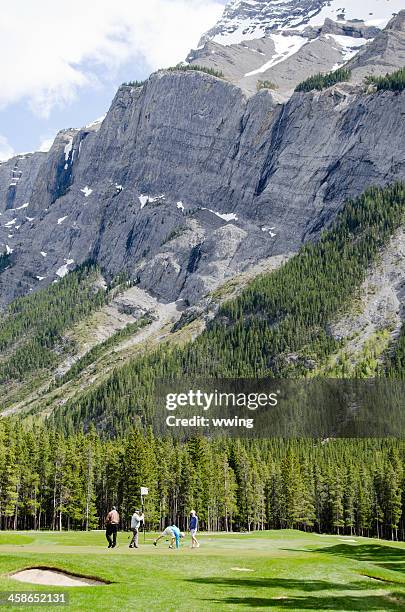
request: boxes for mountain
[1,14,405,308]
[0,6,405,417]
[200,0,404,46]
[190,1,405,97]
[2,9,405,311]
[188,18,379,97]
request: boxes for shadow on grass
[187,578,365,592]
[201,593,405,609]
[313,544,405,578]
[186,577,405,610]
[313,544,405,564]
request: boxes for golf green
[0,530,404,610]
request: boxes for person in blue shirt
[153,525,184,549]
[189,510,200,549]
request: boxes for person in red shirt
[105,506,120,548]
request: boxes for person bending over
[153,525,184,549]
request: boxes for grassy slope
[0,531,404,611]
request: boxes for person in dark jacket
[189,510,200,548]
[105,506,120,548]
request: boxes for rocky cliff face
[0,152,46,214]
[1,12,405,309]
[1,66,405,307]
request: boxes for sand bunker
[231,567,254,572]
[9,568,106,587]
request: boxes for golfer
[129,509,144,549]
[153,525,184,549]
[189,510,200,548]
[105,506,120,548]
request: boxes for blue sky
[0,0,227,159]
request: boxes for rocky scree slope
[327,227,405,375]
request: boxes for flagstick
[142,495,146,543]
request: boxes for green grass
[0,530,404,610]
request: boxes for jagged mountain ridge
[190,1,405,97]
[201,0,404,46]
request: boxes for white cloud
[38,135,57,152]
[0,0,223,118]
[0,134,15,161]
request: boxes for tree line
[365,67,405,92]
[295,65,405,94]
[0,421,404,540]
[165,64,224,79]
[295,68,351,92]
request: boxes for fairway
[0,530,404,611]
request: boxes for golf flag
[140,486,149,496]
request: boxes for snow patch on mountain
[202,208,238,222]
[245,34,307,76]
[80,186,93,197]
[308,0,403,30]
[64,137,73,161]
[139,194,165,209]
[139,195,149,209]
[15,202,29,210]
[327,34,369,65]
[262,226,276,237]
[56,259,74,278]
